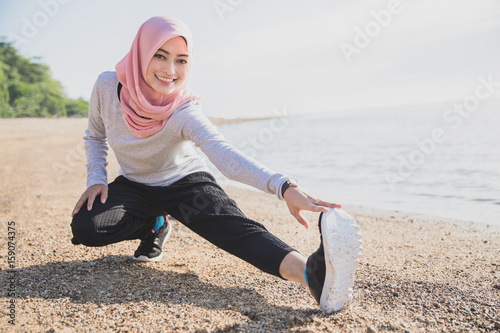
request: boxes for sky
[1,0,499,118]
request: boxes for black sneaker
[133,217,172,262]
[306,208,362,314]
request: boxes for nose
[164,60,175,76]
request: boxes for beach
[0,118,499,332]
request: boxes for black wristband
[281,181,292,197]
[281,178,299,197]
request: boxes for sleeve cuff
[86,179,108,189]
[267,173,292,201]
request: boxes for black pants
[71,172,296,277]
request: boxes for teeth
[156,74,174,82]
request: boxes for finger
[101,187,108,204]
[72,199,84,217]
[327,203,342,209]
[293,210,310,229]
[72,193,88,216]
[318,200,342,209]
[87,193,96,211]
[309,204,330,213]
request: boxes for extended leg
[279,251,307,286]
[156,172,297,278]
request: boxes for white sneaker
[305,208,363,314]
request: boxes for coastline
[209,116,273,126]
[0,118,499,332]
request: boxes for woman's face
[145,36,189,95]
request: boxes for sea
[200,99,500,226]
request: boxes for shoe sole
[320,208,362,314]
[133,220,173,262]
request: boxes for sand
[0,118,499,332]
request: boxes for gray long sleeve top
[84,71,288,199]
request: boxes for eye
[154,54,166,60]
[177,59,187,64]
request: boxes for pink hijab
[115,16,199,138]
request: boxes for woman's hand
[283,186,342,229]
[72,184,108,217]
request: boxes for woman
[70,16,362,314]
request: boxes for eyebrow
[157,48,188,57]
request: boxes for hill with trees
[0,38,88,118]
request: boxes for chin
[160,88,176,95]
[151,85,174,95]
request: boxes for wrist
[281,177,299,198]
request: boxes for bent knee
[70,212,101,246]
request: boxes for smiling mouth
[155,74,175,83]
